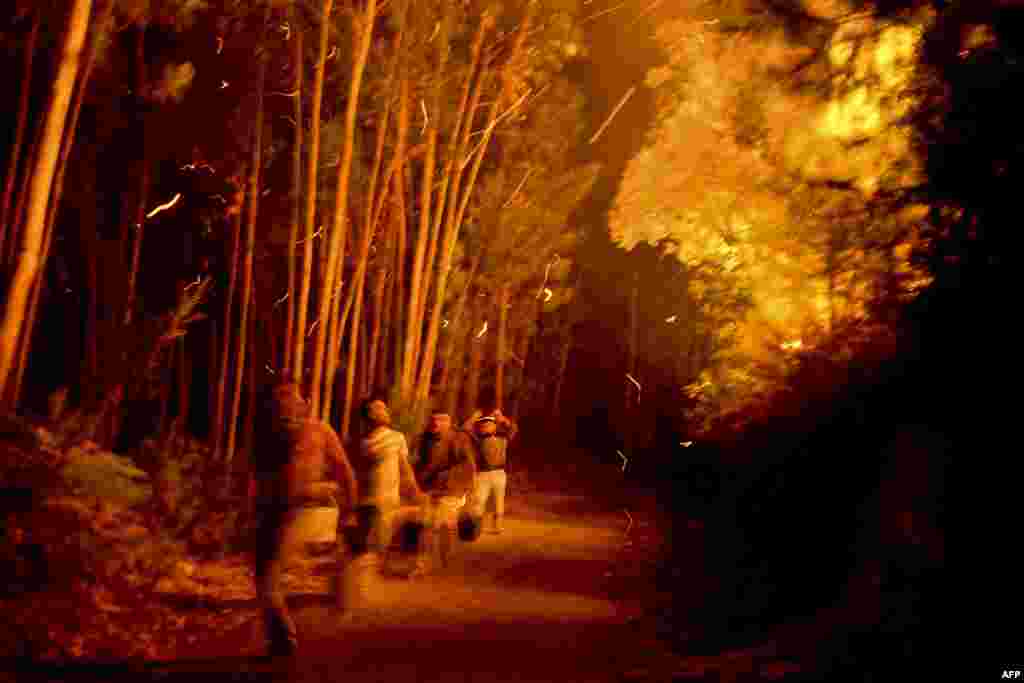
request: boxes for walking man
[344,395,427,607]
[412,409,477,570]
[252,380,356,656]
[464,387,517,535]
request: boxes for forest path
[10,491,717,682]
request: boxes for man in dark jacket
[252,380,356,656]
[412,410,476,570]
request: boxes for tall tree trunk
[0,0,93,401]
[399,4,450,404]
[0,11,41,262]
[225,6,270,472]
[409,13,488,405]
[123,24,150,326]
[293,0,334,387]
[415,4,535,410]
[212,195,242,456]
[378,260,395,388]
[437,246,481,406]
[310,0,378,419]
[367,268,386,395]
[283,3,303,375]
[9,1,112,409]
[391,144,408,388]
[495,284,509,409]
[208,317,218,437]
[462,296,485,419]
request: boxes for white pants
[472,469,507,522]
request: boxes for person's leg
[490,470,507,533]
[256,507,299,654]
[472,472,492,520]
[437,496,459,566]
[338,505,379,612]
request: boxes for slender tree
[310,0,378,419]
[293,0,334,385]
[283,1,304,374]
[0,0,93,401]
[0,10,41,262]
[225,5,270,472]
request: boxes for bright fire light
[780,339,803,351]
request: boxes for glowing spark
[307,319,321,337]
[420,99,429,136]
[220,80,229,90]
[617,450,628,472]
[216,36,223,54]
[184,275,203,292]
[536,254,560,300]
[589,86,636,145]
[273,292,289,307]
[680,441,693,448]
[145,193,182,219]
[211,194,227,205]
[282,115,297,127]
[428,21,440,43]
[781,339,803,351]
[269,89,299,97]
[665,315,677,323]
[296,225,324,244]
[476,321,489,339]
[503,167,534,208]
[441,319,449,329]
[626,373,641,395]
[326,46,337,61]
[582,0,630,23]
[623,509,633,536]
[543,288,553,302]
[280,22,291,40]
[265,363,276,374]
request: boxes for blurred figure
[412,409,477,571]
[464,387,517,535]
[345,395,427,606]
[252,379,356,657]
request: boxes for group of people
[251,380,518,657]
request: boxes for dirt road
[7,491,711,682]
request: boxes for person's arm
[462,410,482,432]
[494,410,518,441]
[397,434,427,503]
[324,423,357,511]
[448,433,478,497]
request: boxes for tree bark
[0,11,41,263]
[0,0,93,400]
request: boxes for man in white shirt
[342,396,426,609]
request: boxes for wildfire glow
[145,193,182,218]
[780,339,803,351]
